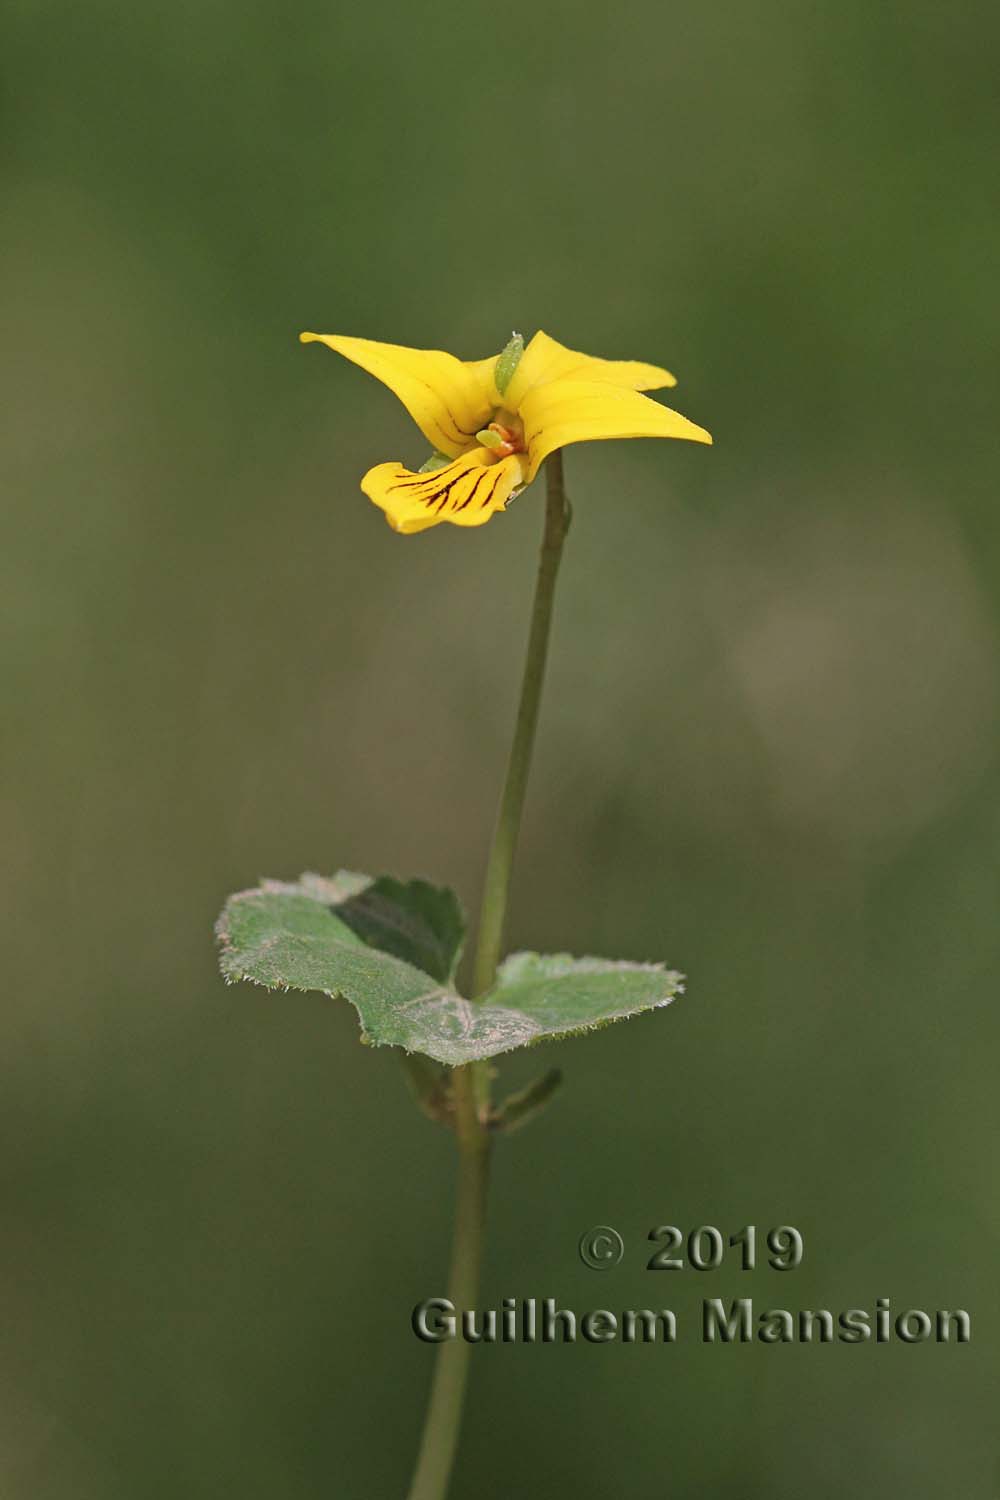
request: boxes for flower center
[475,411,526,460]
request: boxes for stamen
[476,421,524,460]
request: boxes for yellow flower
[299,329,712,534]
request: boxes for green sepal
[493,332,524,396]
[418,451,452,473]
[216,872,683,1065]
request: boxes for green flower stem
[472,450,572,999]
[405,454,571,1500]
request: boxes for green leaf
[321,872,465,983]
[216,873,683,1065]
[486,952,684,1048]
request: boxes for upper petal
[300,333,495,458]
[361,449,525,534]
[462,354,503,409]
[519,379,712,483]
[504,330,677,410]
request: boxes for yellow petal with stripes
[504,330,677,410]
[362,449,526,534]
[520,379,712,483]
[300,333,495,458]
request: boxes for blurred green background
[3,0,998,1494]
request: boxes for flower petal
[462,354,503,408]
[505,330,677,410]
[361,449,525,534]
[300,333,494,458]
[519,379,712,483]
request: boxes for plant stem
[472,450,572,998]
[404,454,571,1500]
[405,1067,488,1500]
